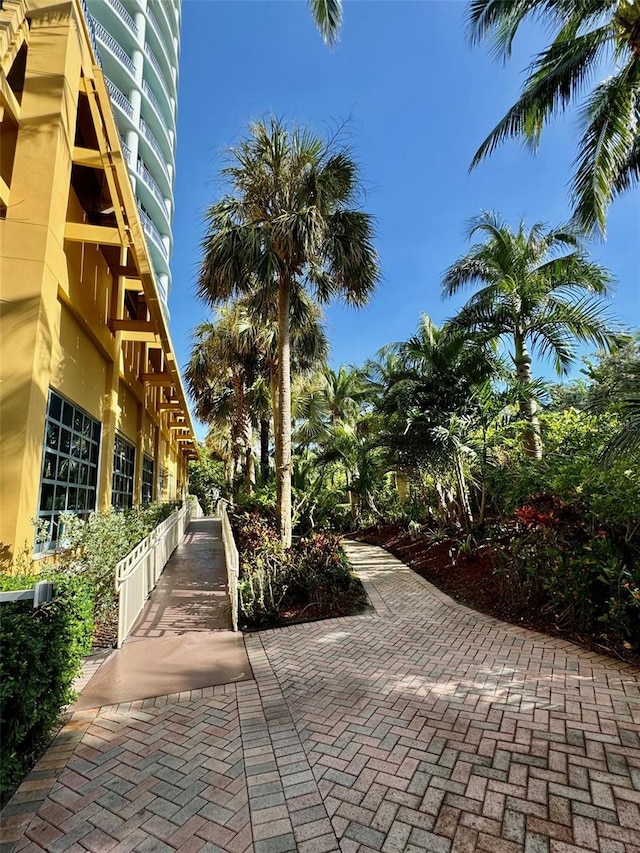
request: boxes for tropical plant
[198,118,379,546]
[186,306,262,489]
[468,0,640,233]
[309,0,342,44]
[443,212,615,457]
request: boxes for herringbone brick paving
[2,538,639,853]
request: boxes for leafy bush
[0,572,94,797]
[188,456,226,514]
[57,502,178,624]
[493,495,640,648]
[233,512,367,627]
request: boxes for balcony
[105,77,134,120]
[92,19,136,78]
[151,0,176,47]
[120,137,132,165]
[144,43,173,108]
[136,157,169,216]
[141,80,172,147]
[102,0,138,38]
[145,7,175,74]
[139,118,171,184]
[137,204,168,261]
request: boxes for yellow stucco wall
[0,0,196,563]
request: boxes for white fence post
[217,499,239,632]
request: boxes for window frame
[36,389,101,552]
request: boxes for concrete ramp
[74,518,251,709]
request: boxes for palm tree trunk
[269,358,280,483]
[260,417,270,482]
[276,276,293,548]
[514,334,543,459]
[454,452,472,531]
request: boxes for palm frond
[571,63,640,234]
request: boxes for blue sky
[169,1,639,432]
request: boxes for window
[37,389,100,550]
[142,455,154,504]
[112,435,135,510]
[158,466,166,500]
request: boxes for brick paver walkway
[2,539,639,853]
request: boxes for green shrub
[0,572,94,797]
[233,512,367,627]
[188,456,226,514]
[493,495,640,648]
[57,502,178,623]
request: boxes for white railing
[142,80,169,129]
[144,44,172,102]
[104,0,138,35]
[105,77,134,118]
[115,503,191,647]
[136,157,169,213]
[140,118,170,181]
[120,137,132,165]
[137,204,168,259]
[217,499,239,632]
[92,19,136,77]
[146,8,173,68]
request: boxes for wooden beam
[124,278,144,292]
[140,372,173,386]
[72,146,105,168]
[65,222,123,247]
[0,76,20,124]
[109,320,158,342]
[0,174,9,207]
[158,402,182,411]
[110,264,140,278]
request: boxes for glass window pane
[73,411,83,432]
[46,423,59,449]
[40,483,54,511]
[58,458,69,482]
[62,402,73,426]
[43,452,56,480]
[60,428,71,455]
[54,488,66,511]
[49,393,62,422]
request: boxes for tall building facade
[90,0,181,307]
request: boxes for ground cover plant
[231,511,368,628]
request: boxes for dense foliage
[0,572,94,797]
[188,456,226,515]
[232,512,367,627]
[55,502,179,625]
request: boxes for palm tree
[468,0,640,233]
[186,306,264,490]
[443,212,615,457]
[198,118,379,546]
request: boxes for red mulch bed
[355,523,640,669]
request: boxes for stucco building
[0,0,196,562]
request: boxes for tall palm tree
[443,212,615,457]
[468,0,640,233]
[198,118,378,546]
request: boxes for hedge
[0,572,94,797]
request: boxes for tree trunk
[260,417,270,482]
[276,277,293,548]
[454,452,472,532]
[395,471,410,503]
[514,334,543,459]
